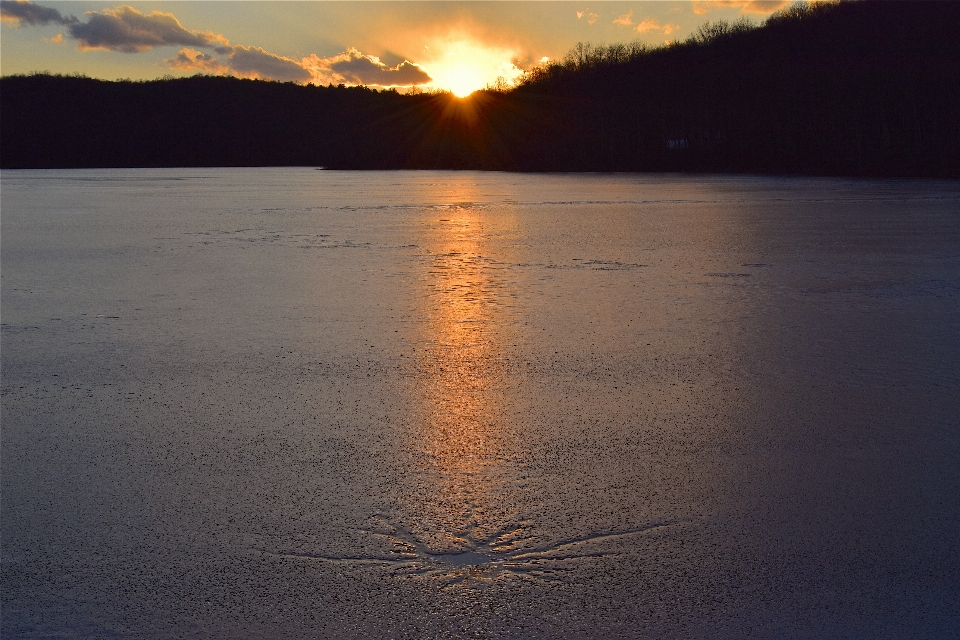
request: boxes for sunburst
[421,39,523,97]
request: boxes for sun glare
[421,39,523,97]
[444,66,484,98]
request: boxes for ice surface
[2,169,959,638]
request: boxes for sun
[420,39,523,97]
[440,65,485,98]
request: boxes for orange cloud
[635,18,681,35]
[577,9,599,25]
[1,0,76,26]
[227,45,313,82]
[612,10,680,35]
[167,48,226,74]
[692,0,790,15]
[10,1,430,88]
[43,32,63,43]
[167,45,313,83]
[2,2,231,53]
[70,5,228,53]
[301,48,431,87]
[613,10,633,26]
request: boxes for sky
[1,1,797,96]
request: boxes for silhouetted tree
[3,1,957,176]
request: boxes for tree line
[2,0,958,176]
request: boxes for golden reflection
[408,193,517,562]
[422,215,496,464]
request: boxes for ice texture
[3,169,959,638]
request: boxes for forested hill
[2,0,958,176]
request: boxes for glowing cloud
[167,45,313,83]
[5,1,548,92]
[226,46,313,83]
[0,0,75,26]
[1,1,229,52]
[171,45,433,87]
[6,1,429,87]
[326,49,431,86]
[70,5,228,53]
[613,10,634,26]
[167,48,225,74]
[692,0,791,16]
[298,49,431,87]
[635,18,681,35]
[577,9,599,25]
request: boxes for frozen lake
[2,169,959,638]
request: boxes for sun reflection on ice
[403,188,525,573]
[377,182,692,589]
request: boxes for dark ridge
[2,0,958,176]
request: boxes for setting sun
[438,65,484,98]
[420,39,524,97]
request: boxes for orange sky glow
[1,1,798,96]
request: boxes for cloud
[3,2,228,51]
[577,9,599,25]
[167,46,313,83]
[635,18,681,35]
[167,48,227,74]
[168,46,429,87]
[7,1,428,88]
[302,48,431,87]
[43,31,62,43]
[613,9,681,34]
[1,0,76,26]
[224,45,314,83]
[613,10,633,26]
[691,1,790,15]
[69,5,228,53]
[332,56,431,86]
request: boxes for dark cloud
[67,5,228,53]
[222,45,313,83]
[327,50,431,86]
[2,2,225,51]
[6,1,427,88]
[166,48,224,74]
[167,46,313,83]
[0,0,76,26]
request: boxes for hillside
[504,0,960,175]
